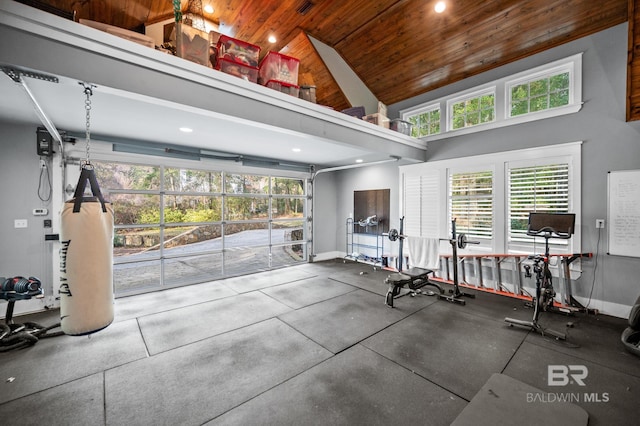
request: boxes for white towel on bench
[407,237,440,270]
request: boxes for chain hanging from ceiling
[79,82,95,169]
[172,0,182,22]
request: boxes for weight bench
[1,276,62,351]
[384,267,443,307]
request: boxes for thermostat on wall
[33,208,48,216]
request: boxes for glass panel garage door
[95,162,308,296]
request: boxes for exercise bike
[505,212,576,340]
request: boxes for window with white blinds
[403,172,440,238]
[400,142,581,254]
[508,162,571,247]
[449,170,493,241]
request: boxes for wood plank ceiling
[15,0,635,119]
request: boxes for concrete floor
[1,259,639,425]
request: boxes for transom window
[450,91,495,130]
[509,70,570,117]
[407,106,441,137]
[401,53,582,140]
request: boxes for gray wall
[327,22,640,313]
[0,121,55,311]
[333,162,404,254]
[312,171,339,258]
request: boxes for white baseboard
[570,295,632,319]
[312,251,344,262]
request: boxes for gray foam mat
[137,291,292,354]
[363,302,526,400]
[114,281,237,322]
[260,276,356,309]
[0,319,147,404]
[452,373,588,426]
[221,267,316,293]
[503,340,640,426]
[209,344,466,425]
[105,318,332,426]
[279,289,432,353]
[0,374,104,426]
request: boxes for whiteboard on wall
[607,170,640,257]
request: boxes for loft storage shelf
[0,2,427,165]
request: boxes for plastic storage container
[259,52,300,85]
[216,35,260,68]
[216,58,259,83]
[299,85,316,103]
[266,80,300,97]
[389,119,413,135]
[175,23,210,67]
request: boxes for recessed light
[355,159,363,163]
[204,5,214,14]
[268,35,277,43]
[179,127,193,133]
[292,148,301,152]
[435,1,446,13]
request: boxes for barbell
[384,229,480,249]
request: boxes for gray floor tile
[138,291,292,354]
[522,312,640,378]
[328,267,391,296]
[3,259,638,425]
[451,373,588,426]
[115,281,238,322]
[362,302,527,400]
[279,289,433,353]
[208,344,466,426]
[503,340,640,426]
[0,373,104,426]
[221,267,316,293]
[105,318,332,426]
[260,276,357,309]
[0,319,146,404]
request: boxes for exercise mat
[452,373,588,426]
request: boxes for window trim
[400,53,583,141]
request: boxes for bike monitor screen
[527,212,575,237]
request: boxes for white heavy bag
[59,166,114,335]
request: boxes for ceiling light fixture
[268,35,277,43]
[204,5,214,14]
[179,127,193,133]
[292,148,301,152]
[435,1,446,13]
[355,159,363,163]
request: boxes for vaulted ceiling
[15,0,630,113]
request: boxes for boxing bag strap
[72,166,107,213]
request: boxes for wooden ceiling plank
[17,0,629,111]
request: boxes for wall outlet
[14,219,28,228]
[596,219,605,229]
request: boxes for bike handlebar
[526,226,572,239]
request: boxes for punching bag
[59,165,114,335]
